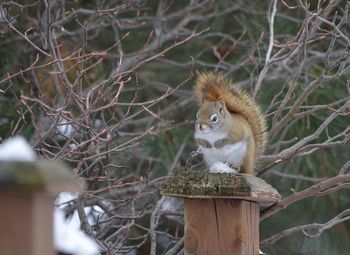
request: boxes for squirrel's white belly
[199,140,247,168]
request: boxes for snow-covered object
[0,7,16,24]
[57,118,74,137]
[0,136,36,161]
[56,192,104,226]
[54,208,99,255]
[0,8,7,23]
[55,192,101,255]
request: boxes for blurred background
[0,0,349,254]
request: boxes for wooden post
[0,161,83,255]
[161,172,280,255]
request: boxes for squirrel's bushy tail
[194,72,267,155]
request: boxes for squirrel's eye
[211,114,218,123]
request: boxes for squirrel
[194,72,267,174]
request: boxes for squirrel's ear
[215,100,225,112]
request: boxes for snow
[57,118,74,137]
[55,192,101,255]
[0,8,7,22]
[56,192,104,225]
[161,197,177,212]
[0,136,36,161]
[0,7,16,24]
[54,208,100,255]
[209,162,237,173]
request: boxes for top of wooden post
[161,172,280,204]
[0,160,83,194]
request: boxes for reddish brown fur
[195,72,267,158]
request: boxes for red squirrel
[194,72,267,174]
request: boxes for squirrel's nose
[199,124,209,131]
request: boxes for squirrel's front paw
[209,162,237,173]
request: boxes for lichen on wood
[0,161,82,193]
[161,172,280,204]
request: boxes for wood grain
[0,190,55,255]
[185,198,259,255]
